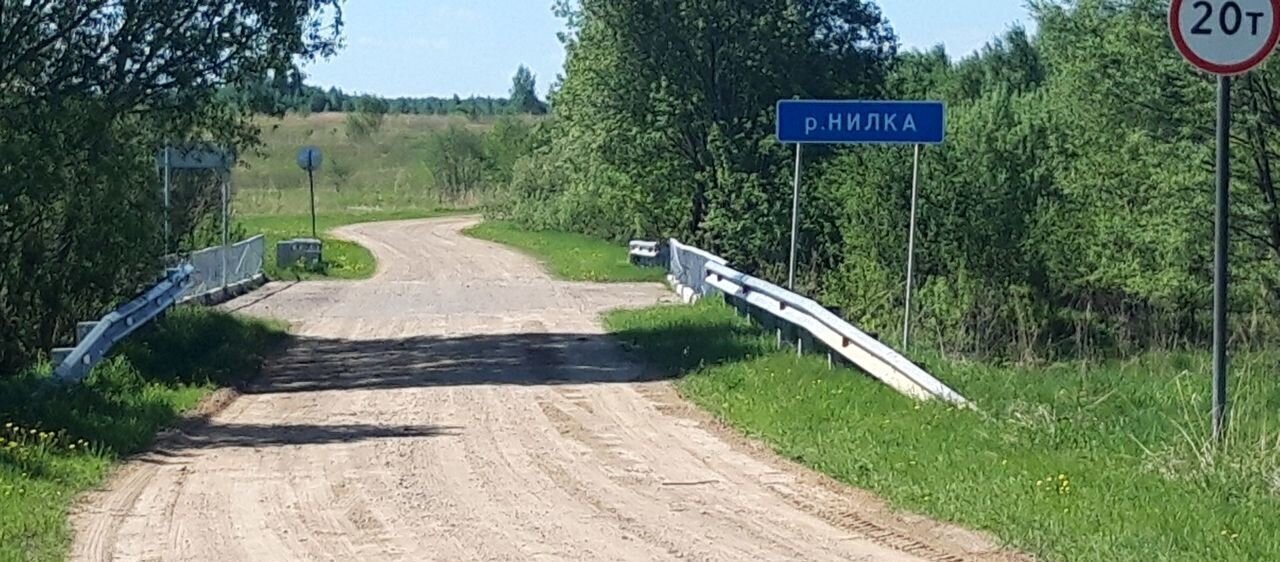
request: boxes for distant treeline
[221,65,548,117]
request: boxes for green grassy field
[238,210,461,281]
[230,113,516,281]
[606,300,1280,561]
[0,308,286,561]
[234,113,515,216]
[464,221,666,283]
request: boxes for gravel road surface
[70,217,1016,562]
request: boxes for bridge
[70,216,1005,562]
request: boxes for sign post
[788,144,803,289]
[903,144,922,350]
[776,100,945,345]
[156,145,234,285]
[1170,0,1280,441]
[162,148,171,255]
[297,146,324,239]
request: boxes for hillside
[234,113,533,215]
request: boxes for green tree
[345,96,387,140]
[509,65,546,114]
[0,0,342,371]
[515,0,895,263]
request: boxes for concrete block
[277,238,323,269]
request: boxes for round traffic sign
[296,146,323,172]
[1171,0,1280,75]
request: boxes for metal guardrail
[667,239,727,303]
[53,265,195,382]
[704,261,968,405]
[630,237,967,404]
[186,235,265,298]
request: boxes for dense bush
[0,1,341,372]
[498,0,1280,360]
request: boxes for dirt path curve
[70,216,1017,562]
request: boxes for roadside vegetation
[0,1,340,374]
[465,221,665,283]
[235,113,541,216]
[607,300,1280,562]
[493,1,1280,362]
[0,308,286,561]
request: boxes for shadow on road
[135,423,461,461]
[167,422,460,449]
[246,326,760,395]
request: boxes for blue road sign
[776,100,945,145]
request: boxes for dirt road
[70,217,1014,562]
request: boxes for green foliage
[0,308,285,560]
[504,0,1280,359]
[464,221,665,283]
[508,65,547,115]
[0,0,340,373]
[236,114,543,215]
[345,97,388,140]
[499,0,896,256]
[223,68,551,117]
[607,300,1280,562]
[422,124,489,201]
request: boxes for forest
[496,0,1280,360]
[222,64,547,117]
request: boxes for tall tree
[0,0,343,370]
[531,0,896,266]
[509,65,546,114]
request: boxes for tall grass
[235,114,535,216]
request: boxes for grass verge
[0,307,286,561]
[463,221,665,283]
[606,300,1280,562]
[238,210,459,281]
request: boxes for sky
[303,1,1034,99]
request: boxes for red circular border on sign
[1171,0,1280,75]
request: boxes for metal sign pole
[1213,75,1231,442]
[903,144,922,350]
[308,166,318,239]
[163,147,171,255]
[221,172,230,290]
[788,144,802,290]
